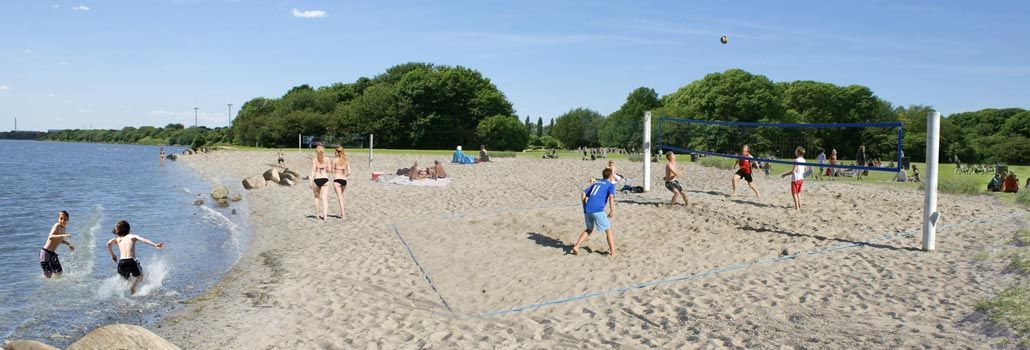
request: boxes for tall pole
[227,103,233,126]
[193,107,199,128]
[923,111,941,251]
[643,111,652,192]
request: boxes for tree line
[18,64,1028,163]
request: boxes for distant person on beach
[827,149,838,177]
[106,220,165,295]
[570,168,617,257]
[664,151,688,206]
[479,145,490,162]
[277,149,285,167]
[855,145,867,180]
[780,146,806,210]
[409,161,428,180]
[731,144,761,199]
[40,210,75,278]
[912,165,922,183]
[1003,173,1020,193]
[606,160,623,184]
[159,148,166,160]
[815,149,826,180]
[431,160,447,179]
[332,146,351,219]
[309,145,331,221]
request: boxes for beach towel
[387,176,452,188]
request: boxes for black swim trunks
[735,169,754,183]
[117,258,143,279]
[313,178,329,188]
[334,179,347,187]
[665,180,683,192]
[39,248,62,277]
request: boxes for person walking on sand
[309,145,331,221]
[570,168,617,257]
[106,220,165,295]
[730,144,761,199]
[40,210,75,279]
[855,145,867,180]
[815,148,826,180]
[664,151,689,206]
[277,149,285,167]
[780,147,807,210]
[331,146,351,219]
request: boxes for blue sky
[2,0,1028,131]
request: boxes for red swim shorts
[791,180,803,194]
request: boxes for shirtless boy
[106,220,165,295]
[40,210,75,278]
[664,151,689,206]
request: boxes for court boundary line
[389,223,454,315]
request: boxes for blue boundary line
[472,212,1030,318]
[389,223,455,315]
[658,116,903,129]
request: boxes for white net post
[297,134,301,151]
[368,133,374,178]
[643,111,652,192]
[923,111,941,251]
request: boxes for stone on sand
[230,193,242,202]
[210,184,229,200]
[262,168,281,183]
[243,176,265,190]
[193,199,204,206]
[66,324,180,350]
[2,340,59,350]
[280,178,295,186]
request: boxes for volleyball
[720,36,728,44]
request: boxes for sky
[1,0,1029,131]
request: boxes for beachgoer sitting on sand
[1003,173,1019,193]
[894,169,909,182]
[911,165,922,183]
[106,220,165,295]
[606,160,624,184]
[409,161,427,180]
[431,160,447,179]
[479,145,490,162]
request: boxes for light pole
[227,103,233,126]
[193,107,199,127]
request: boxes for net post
[922,111,941,251]
[643,111,652,192]
[368,133,374,176]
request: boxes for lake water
[0,140,249,347]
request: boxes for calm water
[0,140,249,347]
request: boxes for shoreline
[151,150,1028,349]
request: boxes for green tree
[551,108,605,149]
[476,115,530,151]
[536,117,543,138]
[599,87,660,149]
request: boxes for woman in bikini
[309,145,330,221]
[331,146,351,219]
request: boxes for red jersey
[738,154,752,174]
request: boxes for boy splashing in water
[106,220,165,295]
[40,210,75,278]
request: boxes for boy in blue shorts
[571,168,617,256]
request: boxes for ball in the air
[720,36,728,44]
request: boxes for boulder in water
[231,209,237,215]
[66,324,180,350]
[193,199,204,206]
[216,198,230,208]
[3,340,60,350]
[263,168,281,183]
[210,185,229,200]
[166,154,177,161]
[242,176,264,190]
[230,193,242,202]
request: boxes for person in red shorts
[730,144,762,199]
[780,146,807,210]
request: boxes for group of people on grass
[989,171,1022,193]
[39,210,165,296]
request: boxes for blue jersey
[583,181,614,214]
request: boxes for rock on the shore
[281,171,297,182]
[216,198,230,208]
[210,184,229,200]
[242,176,264,190]
[3,340,60,350]
[66,324,180,350]
[166,154,177,161]
[263,168,281,183]
[283,168,301,179]
[193,199,204,206]
[230,193,242,202]
[266,180,277,187]
[280,178,295,186]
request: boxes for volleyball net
[655,117,905,173]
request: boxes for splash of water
[95,255,170,299]
[198,205,245,262]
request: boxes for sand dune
[157,150,1027,349]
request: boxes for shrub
[476,115,530,151]
[699,156,735,170]
[1017,191,1030,207]
[490,151,517,158]
[937,178,981,195]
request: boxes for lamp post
[193,107,199,127]
[227,103,233,126]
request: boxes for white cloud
[60,61,69,65]
[23,49,32,54]
[47,93,56,97]
[52,4,60,8]
[72,5,90,11]
[0,85,10,91]
[292,8,326,18]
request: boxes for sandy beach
[155,150,1028,349]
